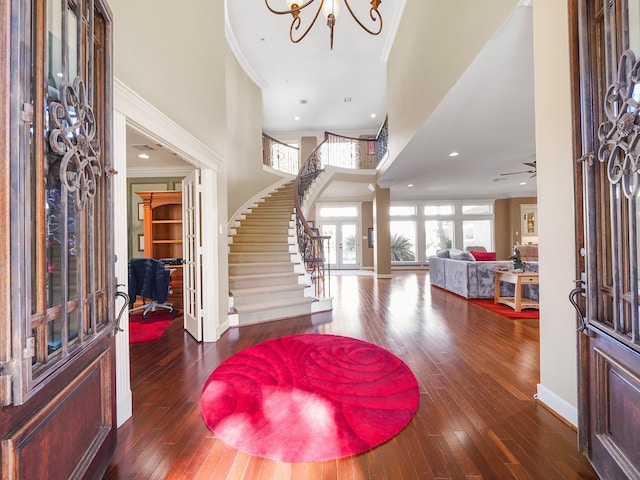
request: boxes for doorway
[319,221,359,270]
[113,82,225,428]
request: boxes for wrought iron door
[572,0,640,478]
[0,0,116,478]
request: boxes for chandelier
[264,0,383,50]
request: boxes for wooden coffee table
[494,270,539,312]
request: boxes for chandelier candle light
[265,0,382,49]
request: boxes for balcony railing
[263,117,388,175]
[262,134,300,175]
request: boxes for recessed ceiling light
[370,113,377,118]
[138,153,150,159]
[520,182,527,185]
[407,184,414,187]
[294,116,300,121]
[448,151,459,157]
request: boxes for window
[462,220,492,251]
[391,200,494,263]
[424,205,453,215]
[462,204,492,215]
[425,221,454,257]
[390,205,416,216]
[390,221,417,262]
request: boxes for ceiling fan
[500,160,537,178]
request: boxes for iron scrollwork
[48,76,102,210]
[597,50,640,198]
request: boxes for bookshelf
[136,190,184,309]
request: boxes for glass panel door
[320,222,359,269]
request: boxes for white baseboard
[536,384,577,427]
[117,392,133,428]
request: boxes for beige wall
[301,136,318,165]
[109,0,227,155]
[533,0,579,418]
[362,202,374,268]
[494,196,538,259]
[494,199,511,260]
[224,46,281,217]
[373,187,391,276]
[385,0,520,173]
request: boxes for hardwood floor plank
[308,462,326,480]
[103,272,598,480]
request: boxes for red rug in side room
[469,298,540,319]
[200,334,419,463]
[128,311,175,343]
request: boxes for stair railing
[294,140,330,299]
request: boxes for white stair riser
[229,243,291,253]
[235,302,314,326]
[229,274,300,290]
[232,288,307,306]
[235,228,291,237]
[229,263,294,275]
[232,235,291,244]
[229,253,293,263]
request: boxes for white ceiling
[225,0,405,137]
[126,128,191,170]
[129,2,537,202]
[379,5,536,201]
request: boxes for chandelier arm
[343,0,383,35]
[264,0,316,16]
[289,0,325,43]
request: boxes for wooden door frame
[568,0,590,453]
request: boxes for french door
[572,1,640,478]
[1,0,116,478]
[319,222,359,270]
[182,169,203,341]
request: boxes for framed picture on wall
[138,234,144,251]
[368,227,374,248]
[137,203,144,221]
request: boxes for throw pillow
[449,249,476,261]
[469,251,497,261]
[435,249,450,258]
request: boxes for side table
[494,270,539,312]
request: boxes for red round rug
[200,334,419,463]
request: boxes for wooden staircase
[228,182,316,325]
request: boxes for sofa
[429,249,539,300]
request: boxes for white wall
[109,0,227,155]
[385,0,520,173]
[224,45,281,217]
[533,0,579,424]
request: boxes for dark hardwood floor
[103,271,599,479]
